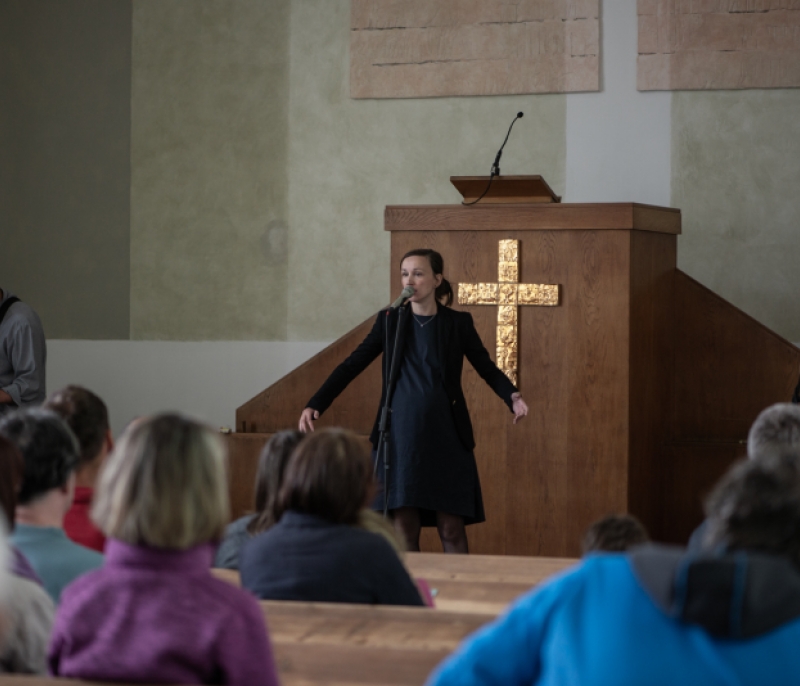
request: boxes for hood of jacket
[629,544,800,639]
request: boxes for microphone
[463,112,524,206]
[390,286,415,309]
[492,112,524,177]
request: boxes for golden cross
[457,239,559,386]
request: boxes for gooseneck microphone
[492,112,524,177]
[390,285,415,309]
[463,111,524,206]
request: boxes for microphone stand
[375,302,410,518]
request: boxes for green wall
[5,1,800,346]
[673,90,800,342]
[0,0,131,339]
[285,0,566,340]
[130,0,291,340]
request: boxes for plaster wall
[130,0,291,340]
[566,0,671,206]
[286,0,567,341]
[673,90,800,342]
[0,0,131,339]
[47,339,327,436]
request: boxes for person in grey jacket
[0,288,46,417]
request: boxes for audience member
[0,288,46,417]
[48,413,279,686]
[0,409,102,602]
[44,386,112,552]
[427,454,800,686]
[215,429,304,569]
[241,428,424,606]
[688,402,800,551]
[581,514,649,555]
[0,436,40,584]
[0,436,54,674]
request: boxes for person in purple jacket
[48,413,280,686]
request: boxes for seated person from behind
[240,428,424,606]
[688,402,800,551]
[215,429,304,569]
[0,409,102,603]
[581,513,649,555]
[45,385,113,553]
[428,453,800,686]
[48,413,279,686]
[0,435,54,674]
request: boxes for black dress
[306,303,518,527]
[373,314,485,527]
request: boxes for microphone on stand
[492,112,524,177]
[464,112,524,206]
[389,286,415,309]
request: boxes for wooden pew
[214,552,578,615]
[264,600,490,684]
[4,604,490,686]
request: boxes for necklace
[413,313,437,327]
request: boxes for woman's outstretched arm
[299,311,386,431]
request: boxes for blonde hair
[358,508,406,557]
[92,413,229,549]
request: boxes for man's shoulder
[37,528,104,569]
[1,300,43,333]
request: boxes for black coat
[307,303,518,451]
[239,511,424,606]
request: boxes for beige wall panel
[287,0,566,341]
[639,1,800,90]
[673,89,800,341]
[131,0,290,340]
[0,0,131,339]
[351,0,599,98]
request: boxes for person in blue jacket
[427,453,800,686]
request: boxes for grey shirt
[0,289,46,416]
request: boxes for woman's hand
[511,393,528,424]
[299,407,319,433]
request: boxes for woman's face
[401,256,442,305]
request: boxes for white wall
[565,0,671,205]
[46,340,328,436]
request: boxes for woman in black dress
[298,250,528,553]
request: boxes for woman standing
[299,249,528,553]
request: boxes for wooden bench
[264,600,490,684]
[1,603,491,686]
[214,552,578,615]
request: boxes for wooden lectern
[230,180,800,557]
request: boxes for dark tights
[392,507,469,554]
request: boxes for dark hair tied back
[401,248,453,307]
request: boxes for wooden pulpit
[229,187,800,558]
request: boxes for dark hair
[0,435,24,528]
[747,403,800,462]
[400,248,453,306]
[0,409,80,505]
[704,454,800,567]
[275,428,373,525]
[581,514,650,555]
[45,385,110,469]
[247,430,305,535]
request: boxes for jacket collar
[105,539,214,574]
